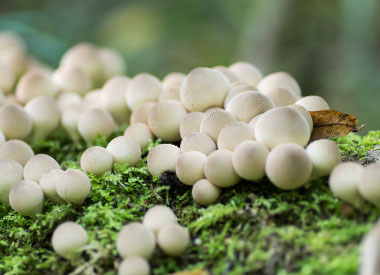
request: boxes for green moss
[1,131,379,275]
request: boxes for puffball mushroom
[232,141,269,181]
[262,87,299,107]
[25,96,60,141]
[55,169,91,205]
[223,83,255,109]
[23,154,60,182]
[0,48,29,77]
[118,257,150,275]
[179,112,205,139]
[192,179,221,206]
[360,220,380,275]
[226,91,274,123]
[176,151,207,186]
[0,130,5,147]
[358,163,380,208]
[52,66,92,95]
[255,107,310,149]
[148,100,187,142]
[306,139,341,179]
[157,224,190,256]
[80,146,113,176]
[124,123,153,148]
[0,63,15,93]
[257,71,301,97]
[117,222,156,259]
[204,149,240,188]
[288,104,313,133]
[180,67,230,112]
[51,222,88,260]
[0,159,23,205]
[265,143,312,190]
[39,169,65,204]
[9,180,44,216]
[217,122,254,151]
[295,95,330,111]
[180,132,216,156]
[329,162,364,207]
[0,139,34,166]
[147,144,180,177]
[83,89,103,110]
[213,65,239,83]
[0,104,32,140]
[106,136,141,166]
[98,47,127,79]
[0,31,25,52]
[125,73,162,110]
[130,102,155,125]
[77,108,116,143]
[229,61,263,86]
[143,205,178,234]
[248,114,262,139]
[57,92,82,112]
[162,72,186,90]
[199,109,236,142]
[61,104,83,142]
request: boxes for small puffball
[255,107,310,149]
[0,159,23,205]
[148,100,187,142]
[0,63,15,93]
[229,61,262,86]
[53,66,92,95]
[204,106,224,114]
[359,219,380,275]
[265,143,312,190]
[232,141,269,181]
[217,122,254,151]
[130,102,155,125]
[0,130,5,147]
[0,90,5,107]
[0,48,29,77]
[56,169,91,205]
[147,144,180,177]
[192,179,221,206]
[98,47,127,79]
[223,83,255,109]
[0,139,34,166]
[157,224,190,256]
[262,87,299,107]
[143,205,177,234]
[295,95,329,111]
[83,89,103,110]
[160,72,184,103]
[200,109,236,142]
[118,257,150,275]
[126,73,162,110]
[257,71,301,97]
[24,154,60,182]
[159,85,181,103]
[288,104,313,133]
[358,163,380,208]
[61,104,83,142]
[248,114,262,139]
[106,136,141,166]
[117,222,156,259]
[162,72,186,90]
[0,104,32,140]
[204,149,240,188]
[0,32,25,52]
[180,132,216,156]
[226,91,274,123]
[78,108,116,143]
[57,92,82,112]
[213,65,239,83]
[180,67,230,112]
[101,76,131,124]
[80,146,113,176]
[9,180,44,216]
[51,222,88,260]
[306,139,341,179]
[176,151,207,186]
[329,162,364,207]
[4,94,20,105]
[180,112,205,139]
[16,69,58,104]
[25,96,60,141]
[39,169,65,203]
[124,123,153,148]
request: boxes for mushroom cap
[0,139,34,166]
[180,132,216,156]
[148,100,187,142]
[130,102,155,125]
[358,163,380,208]
[0,104,32,140]
[176,151,207,186]
[248,114,262,139]
[0,159,23,205]
[306,139,341,179]
[80,146,113,176]
[39,168,65,204]
[265,143,312,190]
[118,257,150,275]
[77,108,116,143]
[61,104,83,142]
[213,65,239,83]
[204,149,240,188]
[232,140,269,181]
[199,109,236,142]
[295,96,330,111]
[0,63,15,93]
[83,89,103,110]
[53,66,92,95]
[262,87,299,107]
[143,205,178,234]
[124,123,153,148]
[329,162,364,207]
[288,104,313,133]
[9,180,44,216]
[0,31,25,52]
[157,224,190,256]
[179,112,205,139]
[0,129,5,146]
[57,92,82,112]
[125,73,162,110]
[257,71,301,97]
[223,83,255,109]
[192,179,221,206]
[106,136,141,166]
[23,154,60,183]
[55,169,91,205]
[229,61,262,86]
[51,222,88,260]
[162,72,186,90]
[255,107,310,149]
[147,144,180,177]
[98,47,127,79]
[0,48,29,77]
[359,219,380,275]
[116,222,156,259]
[217,121,254,151]
[180,67,230,112]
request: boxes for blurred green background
[0,0,379,130]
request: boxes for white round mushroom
[83,89,103,110]
[0,159,23,206]
[0,31,25,52]
[0,104,32,140]
[9,180,44,216]
[295,96,330,111]
[0,48,29,78]
[147,144,180,177]
[130,102,155,125]
[180,132,216,156]
[98,47,127,79]
[288,104,313,133]
[157,224,190,256]
[358,163,380,208]
[23,154,60,182]
[248,114,262,140]
[124,123,154,148]
[199,109,236,142]
[52,66,92,95]
[0,129,5,147]
[106,136,141,166]
[81,146,113,176]
[179,112,205,139]
[0,63,15,93]
[61,104,83,142]
[257,71,301,97]
[229,61,262,86]
[162,72,186,90]
[213,65,239,83]
[176,151,207,186]
[192,179,221,206]
[262,87,299,107]
[118,257,150,275]
[0,139,34,166]
[143,205,178,235]
[39,168,65,204]
[223,83,255,109]
[57,92,82,112]
[217,121,254,151]
[56,169,91,205]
